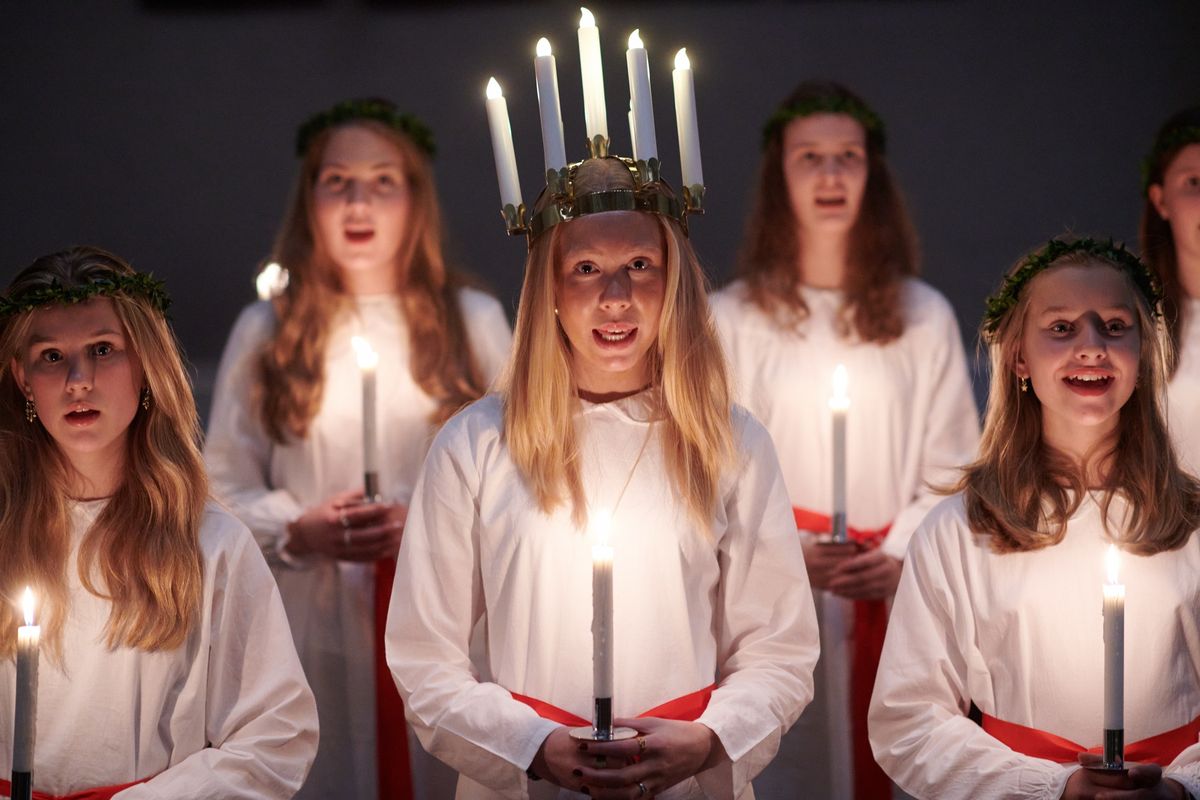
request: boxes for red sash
[982,713,1200,766]
[0,777,148,800]
[511,684,716,728]
[374,557,413,800]
[793,507,892,800]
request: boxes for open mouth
[344,229,375,243]
[593,324,637,347]
[1063,374,1114,393]
[65,409,100,426]
[815,196,847,209]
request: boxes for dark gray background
[2,1,1197,415]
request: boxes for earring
[25,398,37,423]
[141,387,152,411]
[554,307,559,316]
[1019,376,1030,393]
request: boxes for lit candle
[625,29,657,163]
[829,364,850,544]
[484,77,523,213]
[577,7,608,143]
[534,37,567,174]
[590,509,614,736]
[672,48,703,191]
[14,587,40,786]
[1103,544,1125,765]
[351,336,380,500]
[255,261,288,301]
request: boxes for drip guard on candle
[569,696,637,743]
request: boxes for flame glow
[629,29,643,49]
[675,48,690,70]
[580,7,595,28]
[21,586,35,627]
[1106,544,1121,585]
[590,508,613,550]
[536,37,552,57]
[486,77,502,100]
[830,364,850,410]
[351,336,379,371]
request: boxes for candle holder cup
[11,771,32,800]
[569,697,638,745]
[363,471,383,504]
[1083,729,1127,774]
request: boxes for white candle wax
[829,364,850,543]
[625,29,657,163]
[577,7,608,142]
[1103,545,1125,731]
[672,48,703,189]
[484,77,523,211]
[591,510,614,700]
[534,38,567,174]
[14,587,40,773]
[351,336,380,478]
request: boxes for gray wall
[2,1,1197,414]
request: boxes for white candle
[534,37,567,174]
[591,509,614,701]
[484,77,523,211]
[829,364,850,543]
[1103,544,1125,732]
[14,587,40,774]
[625,29,657,163]
[577,7,608,143]
[672,48,703,190]
[351,336,380,483]
[255,261,288,301]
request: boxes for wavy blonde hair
[957,245,1200,555]
[261,116,487,442]
[0,247,206,662]
[503,160,733,530]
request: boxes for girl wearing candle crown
[204,98,513,800]
[1141,106,1200,473]
[386,150,820,799]
[869,238,1200,799]
[709,80,980,799]
[0,246,318,798]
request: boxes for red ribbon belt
[793,507,892,800]
[0,777,148,800]
[374,557,414,800]
[511,684,716,728]
[982,713,1200,766]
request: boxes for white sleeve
[461,289,513,389]
[385,416,558,800]
[869,509,1074,799]
[116,526,319,799]
[203,303,307,567]
[695,415,820,798]
[1166,746,1200,798]
[881,298,981,560]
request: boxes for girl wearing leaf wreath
[0,246,318,799]
[204,99,513,800]
[709,80,980,800]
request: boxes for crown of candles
[485,8,705,242]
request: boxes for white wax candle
[1103,544,1125,731]
[485,77,523,211]
[577,7,608,142]
[534,37,567,174]
[672,48,703,189]
[829,364,850,543]
[351,336,380,478]
[255,261,288,301]
[591,510,614,700]
[14,587,40,774]
[625,29,657,163]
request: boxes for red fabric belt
[374,556,413,800]
[0,777,148,800]
[793,507,892,800]
[511,684,716,728]
[982,712,1200,766]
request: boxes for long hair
[0,247,206,661]
[737,81,917,343]
[957,245,1200,555]
[1140,105,1200,371]
[503,160,733,530]
[261,115,486,442]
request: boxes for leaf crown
[0,271,171,320]
[295,98,437,158]
[761,95,887,153]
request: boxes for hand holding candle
[485,77,523,215]
[351,336,380,500]
[13,586,40,798]
[1103,544,1125,766]
[829,364,850,544]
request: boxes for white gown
[1168,297,1200,475]
[870,493,1200,800]
[710,278,981,799]
[386,392,820,800]
[0,500,318,799]
[204,290,512,799]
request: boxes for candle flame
[590,508,612,549]
[21,586,35,627]
[579,7,595,28]
[829,363,850,409]
[536,37,552,57]
[255,261,288,301]
[674,48,690,70]
[1106,543,1121,585]
[486,77,502,100]
[628,29,643,49]
[351,336,379,370]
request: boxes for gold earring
[141,387,152,411]
[25,399,37,423]
[1019,376,1029,393]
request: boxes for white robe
[204,290,512,799]
[385,392,820,800]
[710,278,981,799]
[0,500,318,799]
[1168,297,1200,475]
[869,493,1200,800]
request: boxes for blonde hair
[261,116,488,441]
[957,245,1200,554]
[0,247,206,662]
[503,160,733,529]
